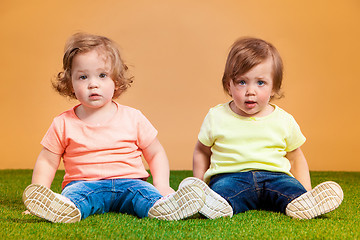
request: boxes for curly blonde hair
[53,33,133,99]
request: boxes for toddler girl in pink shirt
[22,33,205,223]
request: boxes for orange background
[1,0,359,171]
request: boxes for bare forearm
[31,148,61,188]
[148,156,175,195]
[291,162,312,191]
[287,148,312,191]
[32,161,57,188]
[193,152,209,179]
[143,138,174,196]
[193,141,211,180]
[148,151,171,188]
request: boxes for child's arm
[142,137,175,196]
[193,140,211,180]
[22,147,61,215]
[286,147,312,191]
[31,147,61,188]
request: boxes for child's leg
[259,172,343,219]
[178,177,233,219]
[62,179,205,221]
[259,171,308,213]
[109,179,163,218]
[60,180,116,220]
[61,179,159,219]
[22,184,81,223]
[208,172,260,214]
[285,181,343,219]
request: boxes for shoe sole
[179,177,233,219]
[148,184,205,220]
[286,181,343,219]
[23,184,81,223]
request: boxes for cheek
[107,82,116,92]
[71,82,85,97]
[229,87,245,99]
[259,91,273,102]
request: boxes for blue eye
[99,73,107,78]
[236,80,246,85]
[258,81,265,86]
[79,75,87,80]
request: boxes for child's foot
[148,184,205,220]
[285,181,343,219]
[179,177,233,219]
[23,184,81,223]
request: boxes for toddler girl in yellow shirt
[180,37,343,220]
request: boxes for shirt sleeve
[40,117,66,155]
[198,110,214,147]
[136,111,158,149]
[285,115,306,152]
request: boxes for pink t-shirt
[41,102,157,189]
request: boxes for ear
[271,87,277,97]
[226,80,233,97]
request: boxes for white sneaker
[286,181,343,219]
[148,184,205,220]
[179,177,233,219]
[23,184,81,223]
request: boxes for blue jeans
[61,179,162,220]
[209,171,307,214]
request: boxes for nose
[245,85,256,96]
[88,78,99,89]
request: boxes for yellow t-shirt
[198,102,306,183]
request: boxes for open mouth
[245,101,257,105]
[245,101,257,108]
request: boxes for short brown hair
[222,37,283,99]
[53,32,133,99]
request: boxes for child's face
[71,49,116,110]
[228,57,275,118]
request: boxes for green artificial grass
[0,170,359,239]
